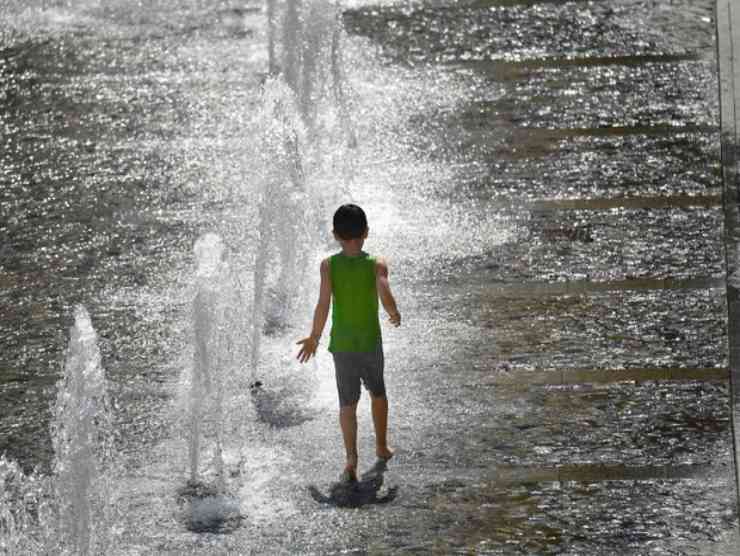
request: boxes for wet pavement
[1,0,739,553]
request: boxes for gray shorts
[332,344,385,407]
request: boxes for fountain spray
[190,233,239,490]
[249,0,358,385]
[250,77,310,385]
[51,305,113,555]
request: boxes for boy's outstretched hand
[388,311,401,327]
[296,336,319,363]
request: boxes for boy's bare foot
[340,465,357,483]
[376,447,394,462]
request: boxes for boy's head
[333,204,368,240]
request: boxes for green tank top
[328,252,381,352]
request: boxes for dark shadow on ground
[309,460,399,508]
[250,384,315,428]
[176,480,244,533]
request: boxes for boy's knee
[338,388,361,407]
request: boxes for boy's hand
[388,311,401,327]
[296,336,319,363]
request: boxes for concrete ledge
[513,124,716,142]
[495,463,715,485]
[449,53,710,79]
[528,194,722,211]
[488,367,729,387]
[485,276,723,298]
[459,0,663,8]
[487,124,717,158]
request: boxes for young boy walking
[296,204,401,482]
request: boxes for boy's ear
[363,227,369,239]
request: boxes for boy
[296,204,401,482]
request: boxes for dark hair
[333,204,368,240]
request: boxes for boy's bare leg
[371,394,393,461]
[339,403,359,478]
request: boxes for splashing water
[0,0,450,550]
[282,0,345,127]
[0,456,52,554]
[274,0,357,192]
[266,0,278,75]
[189,233,243,489]
[250,77,312,382]
[50,305,114,555]
[249,1,358,383]
[1,307,114,554]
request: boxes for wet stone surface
[456,381,732,468]
[407,206,725,284]
[343,1,698,64]
[405,279,727,370]
[483,289,726,370]
[513,207,723,282]
[409,61,718,162]
[495,61,719,130]
[414,476,736,554]
[444,132,721,201]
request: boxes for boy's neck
[341,248,365,257]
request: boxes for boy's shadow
[308,460,399,508]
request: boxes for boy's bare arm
[297,258,331,362]
[376,258,401,327]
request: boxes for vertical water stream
[51,305,113,554]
